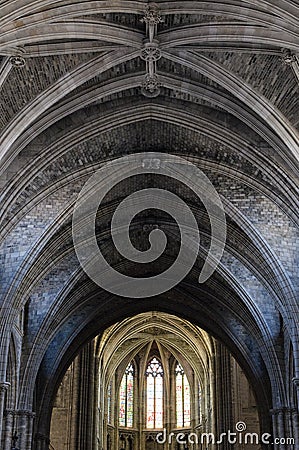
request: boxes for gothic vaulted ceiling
[0,0,299,429]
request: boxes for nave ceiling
[0,2,299,447]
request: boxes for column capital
[0,382,10,391]
[270,407,292,416]
[17,409,36,418]
[292,377,299,388]
[4,408,17,417]
[4,409,36,418]
[270,408,281,416]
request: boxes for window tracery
[146,357,164,429]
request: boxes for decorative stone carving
[292,377,299,388]
[9,56,26,68]
[0,382,10,393]
[4,409,35,418]
[141,73,161,97]
[140,4,163,97]
[282,49,297,65]
[140,3,163,42]
[140,42,162,63]
[18,409,36,418]
[4,409,17,416]
[281,49,299,84]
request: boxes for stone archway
[1,3,299,450]
[49,312,262,450]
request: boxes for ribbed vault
[0,2,298,449]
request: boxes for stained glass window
[146,357,164,428]
[175,363,191,427]
[119,363,134,427]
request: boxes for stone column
[77,342,96,450]
[292,378,299,450]
[277,409,286,450]
[35,433,50,450]
[17,410,36,450]
[270,408,297,450]
[93,356,100,450]
[3,409,15,450]
[282,51,299,83]
[26,410,36,449]
[68,342,96,450]
[270,409,279,450]
[285,408,293,446]
[69,358,80,449]
[291,409,299,450]
[293,378,299,411]
[210,352,217,450]
[0,382,10,444]
[215,344,233,450]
